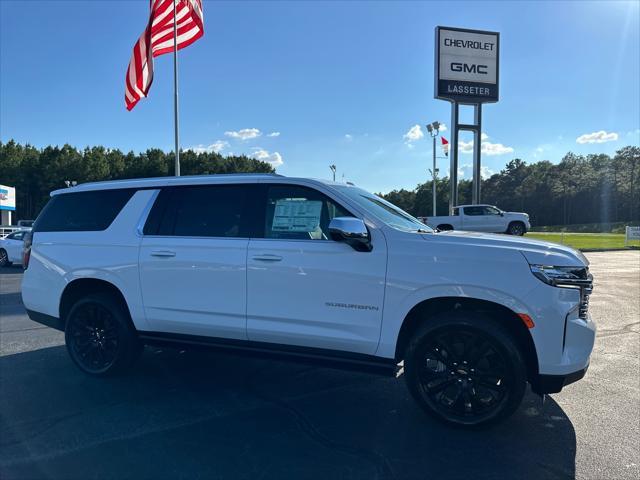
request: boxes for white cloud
[459,163,495,179]
[251,148,283,167]
[403,124,424,143]
[576,130,619,144]
[482,142,514,156]
[267,132,281,137]
[459,140,474,153]
[344,134,353,141]
[224,128,262,140]
[481,133,489,141]
[457,139,514,156]
[438,123,447,132]
[187,140,229,154]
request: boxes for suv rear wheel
[404,311,526,428]
[507,221,526,236]
[64,293,141,376]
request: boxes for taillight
[23,230,32,269]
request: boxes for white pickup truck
[421,204,531,236]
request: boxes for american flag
[125,0,204,111]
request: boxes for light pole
[426,121,440,216]
[329,164,336,182]
[64,180,77,188]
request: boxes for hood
[423,230,588,267]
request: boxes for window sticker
[272,199,322,232]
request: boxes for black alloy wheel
[405,312,526,428]
[65,293,140,376]
[508,222,525,236]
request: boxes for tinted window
[146,185,252,238]
[483,206,502,215]
[464,206,484,216]
[34,189,135,232]
[452,208,459,216]
[264,185,352,240]
[7,231,25,241]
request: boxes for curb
[580,247,640,252]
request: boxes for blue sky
[1,0,639,192]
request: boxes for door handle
[150,250,176,257]
[252,254,283,262]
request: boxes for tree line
[0,140,274,221]
[1,140,638,227]
[381,146,639,227]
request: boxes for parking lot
[0,251,638,480]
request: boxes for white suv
[22,174,595,427]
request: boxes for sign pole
[472,103,482,204]
[173,0,180,177]
[449,102,459,215]
[434,26,499,212]
[432,135,437,216]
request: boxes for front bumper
[531,363,589,394]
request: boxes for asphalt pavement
[1,251,638,480]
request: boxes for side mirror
[329,217,372,252]
[500,212,504,217]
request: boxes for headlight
[529,264,591,288]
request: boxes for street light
[329,164,336,182]
[426,121,440,216]
[64,180,77,188]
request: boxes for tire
[507,221,526,236]
[404,311,527,428]
[64,292,141,376]
[0,249,11,267]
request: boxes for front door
[246,184,387,355]
[139,184,254,339]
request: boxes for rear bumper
[26,309,63,331]
[530,364,589,394]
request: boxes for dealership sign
[0,185,16,211]
[435,26,500,103]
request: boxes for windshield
[335,186,433,233]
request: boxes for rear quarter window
[34,189,136,232]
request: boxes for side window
[484,206,501,215]
[33,189,135,232]
[464,206,483,216]
[264,185,352,240]
[11,231,25,241]
[145,184,252,238]
[452,207,459,216]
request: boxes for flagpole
[173,0,180,176]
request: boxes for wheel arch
[59,278,135,330]
[394,296,539,381]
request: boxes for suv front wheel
[404,311,527,428]
[64,293,142,376]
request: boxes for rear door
[139,183,256,339]
[246,183,387,355]
[460,206,487,231]
[5,231,25,262]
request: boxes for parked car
[420,205,530,235]
[0,229,26,266]
[22,175,594,427]
[17,219,35,230]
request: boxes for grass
[530,221,639,234]
[525,232,640,250]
